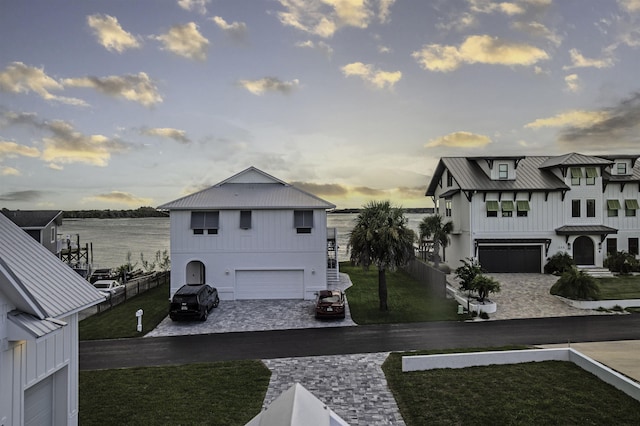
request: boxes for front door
[573,236,594,265]
[186,261,205,284]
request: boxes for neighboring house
[0,214,104,425]
[425,153,640,273]
[158,167,337,300]
[1,209,63,256]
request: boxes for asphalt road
[79,314,640,370]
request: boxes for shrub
[550,267,600,301]
[479,311,490,319]
[470,274,501,302]
[455,258,484,292]
[544,252,574,275]
[604,251,638,275]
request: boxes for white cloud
[211,16,248,41]
[86,191,153,206]
[237,77,300,95]
[0,140,41,160]
[153,22,209,61]
[564,74,580,93]
[341,62,402,89]
[87,14,141,53]
[425,131,492,148]
[524,110,610,129]
[563,48,614,70]
[177,0,210,15]
[63,72,162,107]
[1,166,20,176]
[619,0,640,13]
[295,40,334,57]
[141,127,190,144]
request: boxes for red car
[315,289,346,319]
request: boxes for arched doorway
[573,236,594,265]
[186,260,205,284]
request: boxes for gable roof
[539,152,613,169]
[1,209,63,229]
[158,166,336,210]
[0,214,104,320]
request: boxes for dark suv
[169,284,219,321]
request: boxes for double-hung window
[240,210,252,229]
[617,163,627,175]
[445,200,452,217]
[498,164,508,180]
[572,200,581,217]
[585,167,597,185]
[625,199,639,217]
[294,210,313,234]
[607,200,621,217]
[586,199,596,217]
[570,168,582,185]
[191,211,219,235]
[486,200,499,217]
[516,200,529,217]
[629,238,639,256]
[501,200,514,217]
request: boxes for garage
[236,270,304,299]
[478,245,542,273]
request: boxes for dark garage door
[478,245,541,273]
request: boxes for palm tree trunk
[378,268,388,311]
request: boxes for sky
[1,0,640,210]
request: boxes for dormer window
[617,163,628,175]
[498,164,508,180]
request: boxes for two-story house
[158,167,337,300]
[1,209,64,256]
[425,153,640,273]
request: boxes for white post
[136,309,143,332]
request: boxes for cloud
[1,166,20,176]
[341,62,402,89]
[87,14,141,53]
[177,0,210,15]
[353,186,385,196]
[524,110,610,129]
[237,77,300,95]
[425,131,492,148]
[0,62,86,106]
[412,35,549,72]
[563,48,614,70]
[468,0,525,15]
[141,127,191,144]
[290,181,349,197]
[275,0,392,38]
[619,0,640,13]
[153,22,209,61]
[564,74,580,93]
[295,40,334,57]
[86,191,153,206]
[511,21,562,46]
[211,16,248,41]
[62,72,162,107]
[0,190,45,201]
[0,140,41,160]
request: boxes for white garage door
[24,375,53,426]
[236,270,304,299]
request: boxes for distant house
[158,167,337,300]
[1,209,63,256]
[0,213,104,425]
[425,153,640,273]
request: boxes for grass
[79,360,271,426]
[382,349,640,425]
[342,263,460,324]
[596,275,640,300]
[79,280,170,340]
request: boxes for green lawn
[342,263,460,324]
[79,281,170,340]
[382,349,640,426]
[597,275,640,300]
[79,360,271,426]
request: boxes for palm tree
[418,214,453,268]
[347,200,416,311]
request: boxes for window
[625,199,639,217]
[585,167,597,185]
[486,200,499,217]
[498,164,508,180]
[570,168,582,185]
[501,200,514,217]
[191,211,219,235]
[607,199,621,217]
[629,238,639,256]
[586,199,596,217]
[446,170,453,187]
[445,200,452,217]
[617,163,627,175]
[571,200,581,217]
[606,238,617,256]
[516,200,529,217]
[240,210,252,229]
[294,210,313,233]
[51,226,56,243]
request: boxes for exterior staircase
[578,266,615,278]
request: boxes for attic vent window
[294,210,313,234]
[191,211,219,235]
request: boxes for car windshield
[320,294,341,303]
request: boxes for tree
[470,275,501,302]
[347,200,416,311]
[418,214,453,268]
[550,267,600,301]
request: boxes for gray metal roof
[539,152,613,169]
[8,311,66,339]
[555,225,618,235]
[0,214,104,320]
[158,167,335,210]
[1,209,63,229]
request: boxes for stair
[326,268,339,283]
[578,267,615,278]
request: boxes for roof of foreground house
[0,214,104,321]
[158,166,336,210]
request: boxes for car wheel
[213,296,219,308]
[201,309,208,321]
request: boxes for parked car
[170,284,219,321]
[315,289,346,319]
[93,279,125,298]
[89,268,118,283]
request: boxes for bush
[544,252,574,275]
[455,258,484,292]
[604,251,638,275]
[479,311,490,319]
[470,274,501,302]
[550,267,600,301]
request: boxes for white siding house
[0,213,104,425]
[426,153,640,273]
[158,167,337,300]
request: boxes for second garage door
[236,270,304,299]
[478,245,542,273]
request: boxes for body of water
[60,213,428,269]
